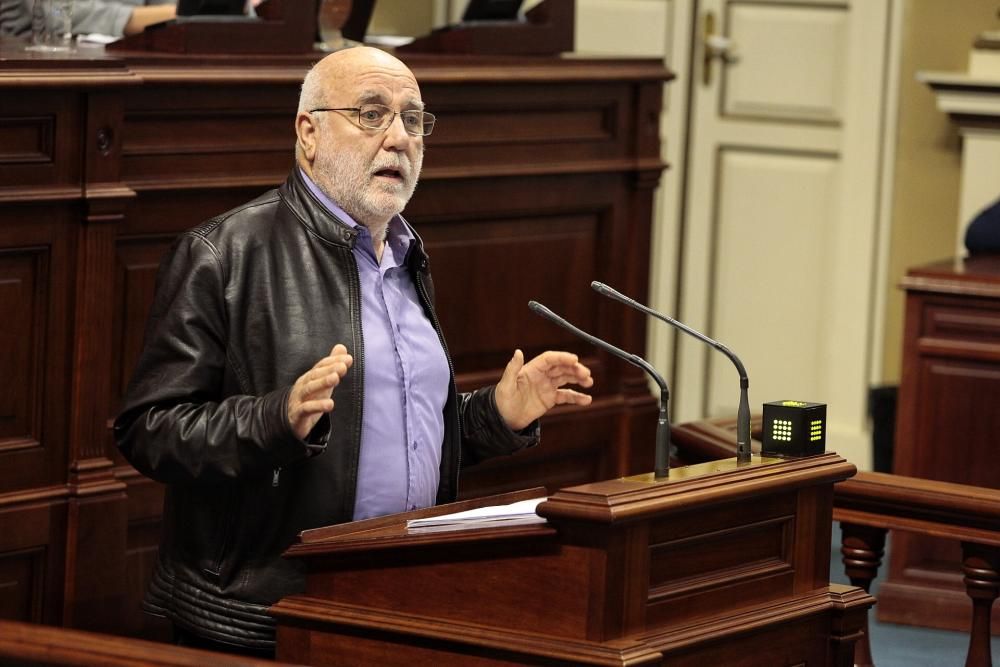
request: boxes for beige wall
[367,0,437,37]
[880,0,1000,383]
[367,0,545,36]
[364,0,999,389]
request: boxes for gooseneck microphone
[591,281,752,464]
[528,300,672,479]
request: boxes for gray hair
[295,60,329,161]
[298,60,327,116]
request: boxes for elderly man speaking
[114,47,594,657]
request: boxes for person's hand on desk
[494,350,593,431]
[123,5,177,36]
[287,344,353,440]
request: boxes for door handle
[703,11,739,86]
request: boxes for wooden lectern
[271,453,873,666]
[107,0,316,54]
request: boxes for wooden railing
[834,472,1000,667]
[673,416,1000,667]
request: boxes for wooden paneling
[0,248,47,453]
[458,398,629,497]
[121,85,299,190]
[420,81,646,178]
[645,492,796,627]
[0,92,82,190]
[0,116,54,164]
[0,548,45,622]
[414,193,605,371]
[0,202,73,495]
[881,257,1000,632]
[0,496,67,625]
[110,237,177,417]
[118,187,273,237]
[922,300,1000,343]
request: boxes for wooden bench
[0,619,290,666]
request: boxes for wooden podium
[270,454,873,666]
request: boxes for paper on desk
[365,34,415,48]
[78,34,118,44]
[406,497,547,531]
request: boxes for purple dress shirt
[301,171,451,521]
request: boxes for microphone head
[528,300,564,326]
[590,280,607,294]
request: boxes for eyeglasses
[309,103,436,137]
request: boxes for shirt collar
[299,167,416,262]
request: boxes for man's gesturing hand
[288,344,353,440]
[494,350,594,431]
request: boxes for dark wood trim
[0,619,285,666]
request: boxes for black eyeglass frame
[309,104,436,137]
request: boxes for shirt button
[412,441,419,451]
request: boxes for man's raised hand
[287,344,353,440]
[494,350,594,431]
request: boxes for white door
[673,0,891,466]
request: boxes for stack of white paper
[406,497,547,533]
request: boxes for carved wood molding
[834,471,1000,544]
[272,595,663,667]
[0,619,279,666]
[640,585,874,653]
[0,485,68,508]
[540,453,855,524]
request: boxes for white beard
[313,143,423,239]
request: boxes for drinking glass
[51,0,74,51]
[24,0,74,52]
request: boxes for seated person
[0,0,176,38]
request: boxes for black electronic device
[462,0,524,22]
[761,401,827,458]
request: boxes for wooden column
[63,85,136,631]
[840,523,887,667]
[962,542,1000,667]
[0,46,136,632]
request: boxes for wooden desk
[879,256,1000,632]
[668,415,1000,666]
[0,38,669,637]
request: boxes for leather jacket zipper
[344,242,365,519]
[272,468,281,487]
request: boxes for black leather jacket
[113,168,537,649]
